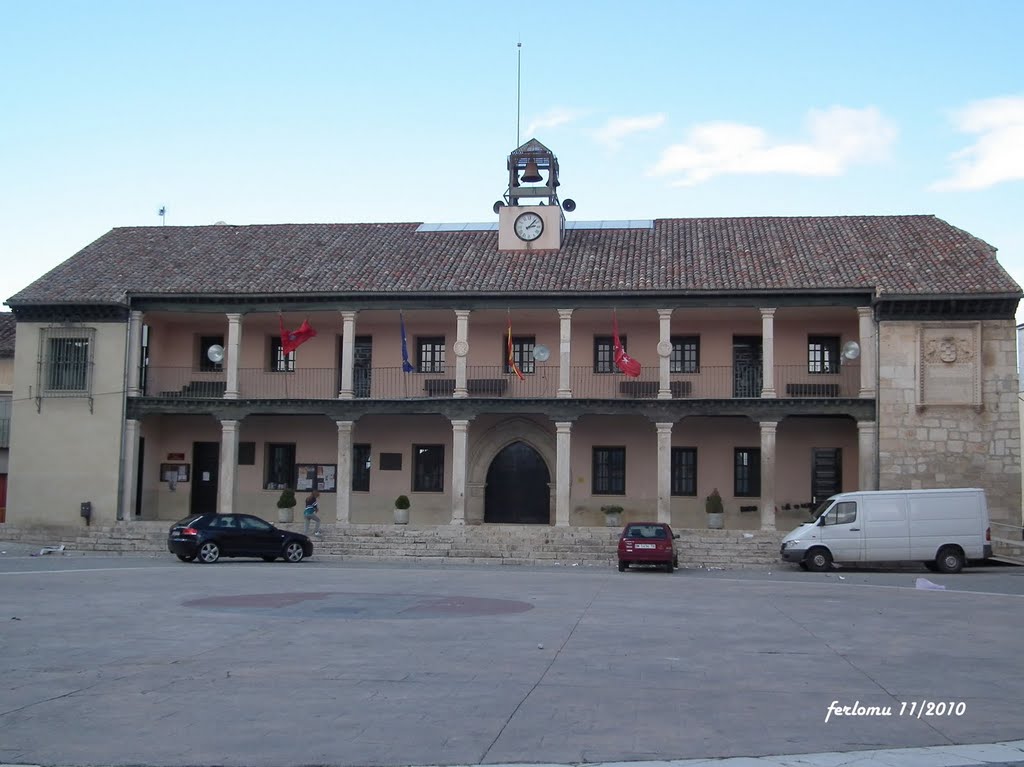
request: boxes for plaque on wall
[917,323,981,407]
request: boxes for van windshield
[812,500,834,520]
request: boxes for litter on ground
[915,577,946,590]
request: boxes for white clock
[514,210,544,241]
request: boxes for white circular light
[532,345,551,362]
[841,340,861,360]
[207,344,225,363]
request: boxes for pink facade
[131,305,868,531]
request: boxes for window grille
[36,326,95,411]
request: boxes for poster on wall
[295,464,337,492]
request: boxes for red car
[617,522,680,573]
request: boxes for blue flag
[400,312,414,373]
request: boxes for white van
[780,488,992,573]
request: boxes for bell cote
[495,139,576,251]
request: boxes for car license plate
[635,543,656,549]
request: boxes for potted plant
[600,504,623,528]
[705,488,725,529]
[276,488,297,524]
[393,494,411,525]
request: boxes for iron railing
[0,417,9,448]
[140,363,861,401]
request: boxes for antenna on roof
[516,40,522,147]
[158,206,166,225]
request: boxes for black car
[167,513,313,564]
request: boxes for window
[417,337,446,373]
[413,445,444,492]
[821,501,857,526]
[0,393,11,448]
[734,448,761,497]
[592,447,626,495]
[239,515,272,531]
[505,335,536,374]
[353,444,371,491]
[670,336,700,373]
[38,328,95,398]
[199,335,224,372]
[46,336,91,391]
[265,443,296,489]
[671,447,697,496]
[808,335,840,374]
[594,336,624,373]
[270,337,295,372]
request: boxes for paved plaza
[1,547,1023,767]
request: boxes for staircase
[0,522,783,568]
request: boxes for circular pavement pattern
[181,591,534,619]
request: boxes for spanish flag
[507,317,525,380]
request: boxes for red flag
[507,317,525,380]
[280,316,317,354]
[612,311,641,377]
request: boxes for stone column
[760,308,776,398]
[857,306,876,398]
[657,309,673,399]
[450,419,470,524]
[336,421,354,524]
[557,309,573,398]
[656,422,673,523]
[555,421,573,526]
[120,419,141,521]
[857,420,878,491]
[218,420,240,516]
[126,311,143,397]
[339,311,356,399]
[760,420,778,530]
[225,313,242,399]
[453,310,470,399]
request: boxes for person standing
[303,490,322,537]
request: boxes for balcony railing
[0,417,9,448]
[141,364,860,401]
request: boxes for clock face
[514,211,544,241]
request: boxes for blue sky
[3,0,1023,318]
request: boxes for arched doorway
[484,441,551,524]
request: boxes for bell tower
[495,139,576,251]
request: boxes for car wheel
[262,556,277,563]
[805,548,832,572]
[935,546,964,574]
[666,559,674,574]
[176,554,195,563]
[284,541,305,563]
[197,542,220,564]
[617,560,627,572]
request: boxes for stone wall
[878,320,1022,525]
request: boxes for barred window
[670,447,697,496]
[413,445,445,492]
[39,327,95,395]
[592,446,626,495]
[353,444,371,492]
[734,448,761,497]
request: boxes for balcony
[0,417,8,448]
[142,364,861,401]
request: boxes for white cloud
[594,114,666,149]
[524,108,586,137]
[931,96,1024,191]
[649,106,897,187]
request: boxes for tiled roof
[6,215,1020,307]
[0,312,15,356]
